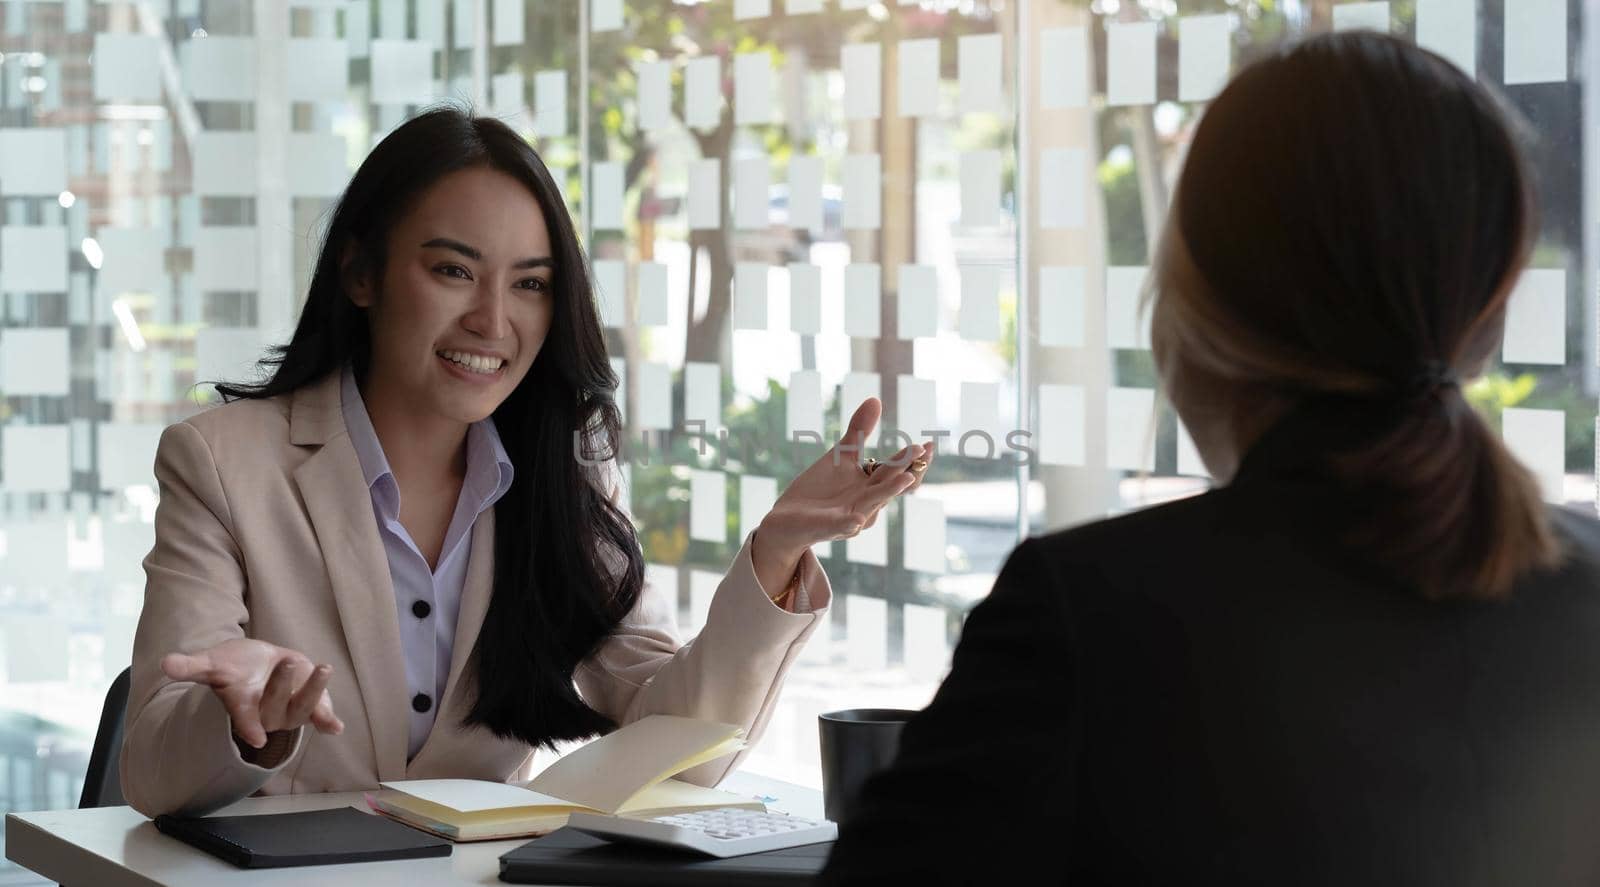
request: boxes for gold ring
[862,458,881,476]
[908,458,929,475]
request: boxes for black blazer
[822,404,1600,886]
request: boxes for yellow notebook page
[374,792,583,838]
[614,777,764,816]
[526,715,746,813]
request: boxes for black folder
[154,806,452,868]
[498,827,831,885]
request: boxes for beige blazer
[120,371,831,817]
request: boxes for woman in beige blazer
[121,108,932,817]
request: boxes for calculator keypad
[651,809,821,840]
[567,804,837,858]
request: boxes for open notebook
[366,715,760,841]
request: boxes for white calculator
[565,806,838,858]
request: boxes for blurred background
[0,1,1591,880]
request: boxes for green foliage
[1465,371,1538,426]
[996,293,1017,365]
[1469,370,1596,469]
[1098,145,1147,267]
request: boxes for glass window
[0,5,1591,879]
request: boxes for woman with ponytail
[824,31,1600,886]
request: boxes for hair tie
[1401,360,1460,401]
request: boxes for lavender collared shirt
[340,366,514,761]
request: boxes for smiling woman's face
[349,165,556,427]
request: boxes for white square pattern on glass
[0,0,1591,810]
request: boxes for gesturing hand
[755,397,934,567]
[161,639,345,750]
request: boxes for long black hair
[215,106,645,747]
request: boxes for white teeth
[438,350,505,374]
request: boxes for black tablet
[155,806,451,869]
[499,826,832,885]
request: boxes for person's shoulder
[1549,502,1600,538]
[989,490,1226,614]
[1024,487,1223,565]
[177,392,293,440]
[1546,503,1600,574]
[163,391,296,467]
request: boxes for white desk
[4,771,822,886]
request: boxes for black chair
[78,667,130,808]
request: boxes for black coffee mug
[818,708,916,824]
